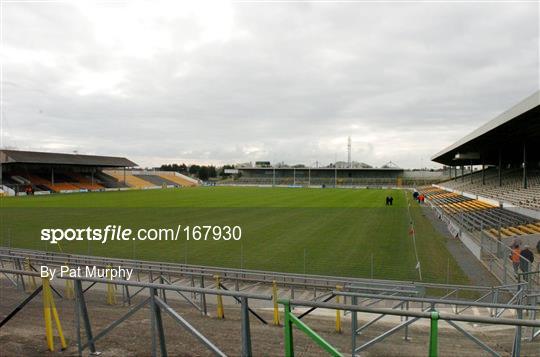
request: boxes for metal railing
[0,267,271,356]
[1,247,519,300]
[279,293,540,357]
[2,259,540,356]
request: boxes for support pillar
[482,161,485,185]
[523,143,527,189]
[51,168,55,186]
[470,162,473,183]
[461,166,464,182]
[498,150,502,187]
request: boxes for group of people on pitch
[509,237,537,280]
[385,196,394,206]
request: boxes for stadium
[1,90,539,356]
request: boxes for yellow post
[215,275,224,319]
[272,280,280,325]
[106,265,117,305]
[24,258,37,292]
[42,277,54,351]
[335,285,342,333]
[65,279,74,300]
[47,282,67,349]
[42,275,67,351]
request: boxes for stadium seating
[93,171,128,188]
[136,174,178,187]
[421,187,540,239]
[11,172,106,192]
[68,173,104,191]
[440,168,540,211]
[157,172,198,187]
[103,170,156,189]
[21,174,78,192]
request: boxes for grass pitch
[0,187,469,284]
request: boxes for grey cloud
[1,1,538,168]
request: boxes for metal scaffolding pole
[74,280,97,354]
[240,297,252,357]
[150,288,167,357]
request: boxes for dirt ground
[1,279,539,357]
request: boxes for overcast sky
[1,1,538,169]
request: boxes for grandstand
[426,91,540,286]
[0,150,137,194]
[432,91,540,213]
[0,150,198,196]
[231,167,446,187]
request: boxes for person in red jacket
[510,244,521,276]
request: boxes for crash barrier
[0,267,271,356]
[2,249,540,355]
[4,246,530,301]
[1,268,539,356]
[279,297,540,357]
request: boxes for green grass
[0,187,469,284]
